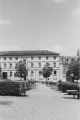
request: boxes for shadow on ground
[0,101,14,105]
[63,96,77,99]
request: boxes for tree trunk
[23,76,26,95]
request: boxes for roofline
[0,50,60,56]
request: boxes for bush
[0,80,26,96]
[45,81,57,86]
[58,82,78,92]
[45,81,48,84]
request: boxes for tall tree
[0,67,1,78]
[66,58,80,82]
[42,63,53,80]
[15,60,28,81]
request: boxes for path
[0,83,80,120]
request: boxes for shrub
[45,81,48,84]
[58,82,78,92]
[0,80,26,96]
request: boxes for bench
[66,90,79,99]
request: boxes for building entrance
[2,72,7,79]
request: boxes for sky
[0,0,80,56]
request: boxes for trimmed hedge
[58,82,78,93]
[45,81,57,86]
[0,80,26,96]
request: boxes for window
[10,72,12,77]
[10,63,12,68]
[46,56,48,60]
[4,57,6,60]
[15,57,18,60]
[23,59,26,63]
[15,63,18,69]
[46,62,50,66]
[31,63,34,67]
[31,56,33,60]
[54,71,57,75]
[39,56,41,60]
[39,71,42,76]
[4,63,6,68]
[9,57,12,60]
[39,62,41,68]
[53,62,56,67]
[53,56,56,60]
[31,71,34,76]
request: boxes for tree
[0,67,1,78]
[42,63,53,80]
[66,58,80,82]
[15,60,28,81]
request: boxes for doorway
[2,72,7,79]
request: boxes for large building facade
[0,50,62,82]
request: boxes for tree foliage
[0,67,1,77]
[15,60,27,80]
[66,58,80,82]
[42,63,53,79]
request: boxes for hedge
[26,80,36,91]
[58,82,78,92]
[0,80,26,96]
[45,81,57,86]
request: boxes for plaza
[0,83,80,120]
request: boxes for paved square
[0,83,80,120]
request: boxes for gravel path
[0,83,80,120]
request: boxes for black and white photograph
[0,0,80,120]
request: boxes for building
[0,50,61,82]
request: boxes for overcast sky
[0,0,80,56]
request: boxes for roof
[0,50,59,56]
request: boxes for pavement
[0,83,80,120]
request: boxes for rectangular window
[23,59,26,63]
[31,71,34,76]
[4,57,6,60]
[54,71,57,76]
[53,56,56,60]
[15,57,18,60]
[46,62,50,66]
[39,56,41,60]
[15,63,18,69]
[10,72,12,77]
[10,63,12,68]
[4,63,6,68]
[9,57,12,60]
[53,62,56,67]
[31,63,34,68]
[39,62,41,68]
[39,71,42,76]
[31,56,33,60]
[46,56,48,60]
